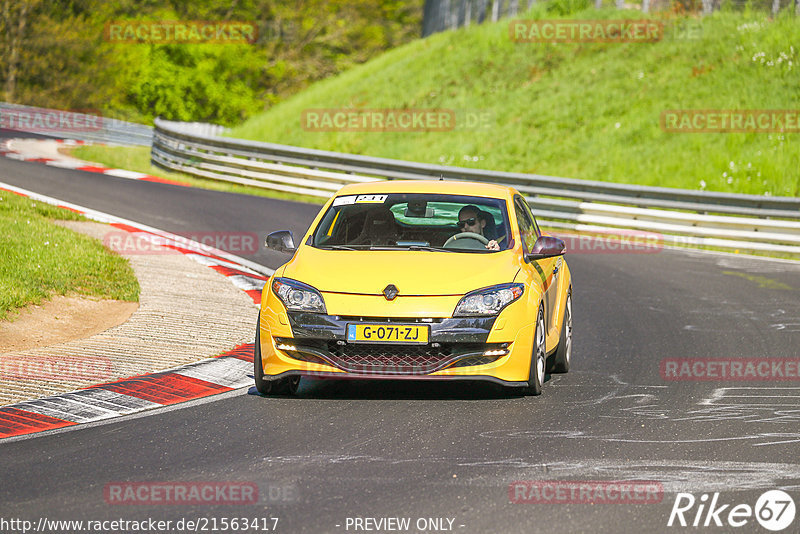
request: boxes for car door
[514,196,558,336]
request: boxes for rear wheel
[522,305,546,396]
[548,291,572,374]
[254,314,300,396]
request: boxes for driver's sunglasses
[457,217,478,229]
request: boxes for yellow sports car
[255,180,572,396]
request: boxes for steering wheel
[443,232,489,249]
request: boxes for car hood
[281,246,519,296]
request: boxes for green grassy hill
[229,4,800,197]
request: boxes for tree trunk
[491,0,502,22]
[477,0,488,22]
[3,1,31,103]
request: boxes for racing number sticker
[355,194,388,203]
[332,195,357,206]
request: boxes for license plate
[346,324,429,344]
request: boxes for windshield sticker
[332,195,357,206]
[355,194,388,203]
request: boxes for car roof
[335,180,517,199]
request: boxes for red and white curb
[0,182,273,439]
[0,344,255,439]
[0,138,186,186]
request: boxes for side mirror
[525,236,566,261]
[266,230,296,254]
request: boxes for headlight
[272,277,326,313]
[453,283,524,317]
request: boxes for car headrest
[478,210,498,240]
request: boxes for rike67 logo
[668,490,795,531]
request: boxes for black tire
[548,290,572,374]
[254,314,300,396]
[522,305,546,396]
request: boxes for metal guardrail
[152,118,800,255]
[0,103,152,146]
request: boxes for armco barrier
[0,102,152,146]
[152,118,800,255]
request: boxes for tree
[1,0,41,102]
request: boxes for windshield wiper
[406,245,456,253]
[365,245,456,252]
[317,245,360,250]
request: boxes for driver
[457,205,500,250]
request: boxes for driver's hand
[485,240,499,251]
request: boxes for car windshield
[311,193,511,252]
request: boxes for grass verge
[229,6,800,197]
[0,192,140,321]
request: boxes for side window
[521,200,542,237]
[514,197,537,252]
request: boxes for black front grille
[452,355,500,368]
[275,337,502,374]
[326,342,457,374]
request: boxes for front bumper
[281,312,503,375]
[264,369,529,388]
[261,311,538,383]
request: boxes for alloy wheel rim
[536,312,546,386]
[564,296,572,364]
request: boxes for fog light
[276,343,297,351]
[483,349,509,357]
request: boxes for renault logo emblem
[383,284,399,301]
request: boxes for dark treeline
[0,0,422,125]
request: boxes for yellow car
[255,180,572,396]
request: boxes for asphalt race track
[2,146,800,533]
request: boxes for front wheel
[254,314,300,396]
[522,305,546,396]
